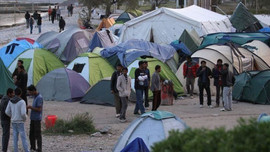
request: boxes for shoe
[208,105,213,108]
[214,104,219,108]
[190,95,194,99]
[199,105,203,108]
[220,108,225,111]
[115,114,120,118]
[133,112,140,115]
[119,118,127,123]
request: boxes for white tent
[119,5,233,44]
[255,14,270,27]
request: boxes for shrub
[44,112,96,135]
[151,118,270,152]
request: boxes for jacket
[16,71,28,89]
[59,18,66,28]
[37,17,42,25]
[111,71,121,93]
[25,12,30,19]
[212,64,223,86]
[135,68,146,90]
[5,96,27,123]
[183,61,199,78]
[196,66,212,86]
[117,74,131,97]
[221,69,235,87]
[151,71,161,91]
[0,95,11,122]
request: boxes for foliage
[44,113,96,135]
[152,118,270,152]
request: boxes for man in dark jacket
[15,65,28,111]
[143,61,150,109]
[196,60,212,108]
[51,6,56,24]
[134,61,146,115]
[59,16,66,32]
[37,14,42,33]
[220,63,235,111]
[25,11,30,28]
[1,88,14,152]
[111,64,122,118]
[33,11,39,28]
[212,59,223,107]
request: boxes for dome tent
[8,48,64,86]
[36,68,90,101]
[67,53,115,86]
[113,111,187,152]
[0,58,15,96]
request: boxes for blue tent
[100,39,176,67]
[89,30,116,51]
[0,38,42,67]
[259,27,270,33]
[121,138,149,152]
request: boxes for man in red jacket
[183,56,199,99]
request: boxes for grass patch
[43,113,96,135]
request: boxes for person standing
[59,16,66,32]
[51,6,56,24]
[15,65,28,111]
[151,65,161,111]
[25,11,30,28]
[56,6,61,20]
[27,85,43,152]
[67,5,71,17]
[220,63,235,111]
[5,88,29,152]
[183,56,199,99]
[212,59,223,107]
[12,60,23,81]
[29,16,34,34]
[143,61,150,109]
[70,4,74,16]
[48,6,52,21]
[196,61,212,108]
[33,11,39,28]
[1,88,14,152]
[111,64,123,118]
[134,61,147,115]
[37,14,42,34]
[117,67,131,122]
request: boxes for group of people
[111,61,162,122]
[183,56,235,111]
[25,11,42,34]
[48,5,67,32]
[1,60,43,152]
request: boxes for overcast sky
[0,0,66,3]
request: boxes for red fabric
[183,61,199,77]
[16,37,35,44]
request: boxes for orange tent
[96,18,115,31]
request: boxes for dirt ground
[1,95,270,152]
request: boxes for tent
[0,58,15,96]
[242,40,270,66]
[119,5,232,44]
[255,15,270,27]
[67,53,115,86]
[127,57,184,95]
[191,44,270,74]
[36,31,59,48]
[233,70,270,104]
[36,68,90,101]
[230,3,263,32]
[96,18,115,31]
[113,111,187,152]
[115,12,135,23]
[8,48,64,86]
[121,138,149,152]
[259,27,270,32]
[199,32,270,49]
[176,58,216,95]
[89,30,116,51]
[40,27,93,63]
[81,77,136,106]
[179,29,202,53]
[99,39,177,67]
[0,38,42,67]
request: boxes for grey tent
[36,31,58,48]
[81,78,136,106]
[38,27,94,63]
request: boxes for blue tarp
[0,39,42,67]
[100,39,176,67]
[259,27,270,33]
[170,40,191,56]
[89,32,103,51]
[121,138,150,152]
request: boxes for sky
[0,0,66,3]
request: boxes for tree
[77,0,101,22]
[146,0,170,10]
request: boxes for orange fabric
[96,18,115,31]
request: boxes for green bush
[152,118,270,152]
[44,113,96,135]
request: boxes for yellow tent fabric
[96,18,115,31]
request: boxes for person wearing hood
[1,88,14,152]
[5,88,29,152]
[59,16,66,32]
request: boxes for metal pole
[184,0,187,7]
[176,0,179,8]
[256,0,258,14]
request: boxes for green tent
[67,53,115,86]
[128,57,184,97]
[0,58,15,96]
[8,48,65,86]
[230,2,263,32]
[115,12,135,23]
[179,29,201,52]
[233,70,270,104]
